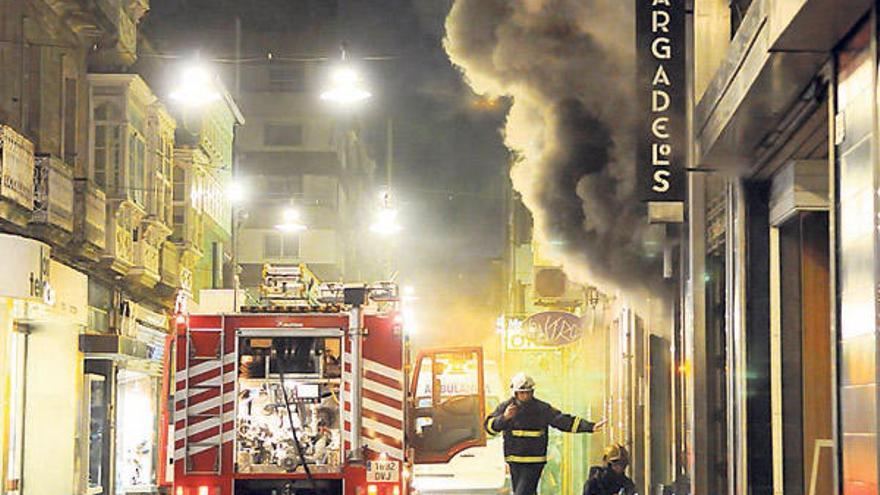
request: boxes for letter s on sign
[652,170,671,193]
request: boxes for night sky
[143,0,512,342]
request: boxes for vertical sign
[637,0,686,202]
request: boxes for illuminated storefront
[81,300,167,495]
[0,234,90,494]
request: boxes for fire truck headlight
[176,487,184,495]
[198,487,210,495]
[367,485,378,495]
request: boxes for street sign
[522,311,584,347]
[636,0,686,202]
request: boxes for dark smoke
[444,0,663,293]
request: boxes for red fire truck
[161,266,487,495]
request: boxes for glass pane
[264,233,282,258]
[88,376,107,490]
[414,357,434,408]
[4,332,27,494]
[435,352,480,401]
[115,370,158,491]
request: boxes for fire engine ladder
[183,323,226,475]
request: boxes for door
[83,373,108,495]
[409,347,486,464]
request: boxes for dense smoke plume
[445,0,663,292]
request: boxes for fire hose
[273,349,322,494]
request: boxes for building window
[129,132,146,206]
[93,103,123,192]
[268,64,306,91]
[264,123,303,147]
[264,232,300,259]
[63,78,77,166]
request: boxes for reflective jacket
[485,397,594,464]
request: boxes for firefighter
[485,372,606,495]
[583,444,637,495]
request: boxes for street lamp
[370,190,402,236]
[369,207,402,236]
[275,208,307,233]
[320,46,372,104]
[169,62,222,107]
[227,179,249,310]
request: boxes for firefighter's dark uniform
[485,397,595,495]
[583,465,637,495]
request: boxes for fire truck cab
[163,265,486,495]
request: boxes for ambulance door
[409,347,486,463]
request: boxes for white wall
[238,227,339,265]
[22,319,83,495]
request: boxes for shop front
[81,300,168,495]
[0,234,51,495]
[0,234,91,495]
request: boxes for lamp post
[227,180,248,310]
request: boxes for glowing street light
[227,180,248,205]
[170,63,221,107]
[320,65,372,104]
[370,207,402,236]
[275,208,307,233]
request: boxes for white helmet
[510,372,535,392]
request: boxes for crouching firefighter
[583,444,637,495]
[485,372,607,495]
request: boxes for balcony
[0,125,35,228]
[90,0,149,68]
[127,216,172,289]
[157,240,181,295]
[73,179,107,261]
[102,200,142,275]
[31,155,75,239]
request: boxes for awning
[80,334,165,375]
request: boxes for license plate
[366,460,400,483]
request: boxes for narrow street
[0,1,871,494]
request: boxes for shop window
[264,123,304,147]
[85,374,107,495]
[115,369,158,492]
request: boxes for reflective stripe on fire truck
[343,371,402,401]
[363,437,404,460]
[344,352,405,384]
[342,411,402,440]
[173,339,233,378]
[174,410,235,441]
[174,428,235,461]
[342,353,405,460]
[173,372,236,402]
